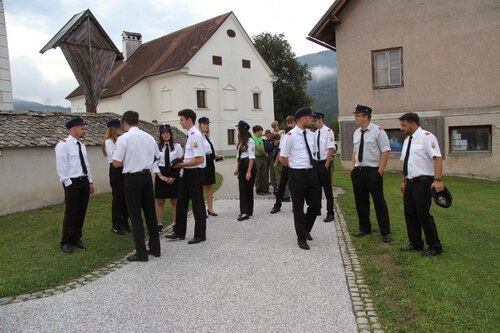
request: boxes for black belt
[354,166,378,170]
[290,168,315,173]
[125,169,150,176]
[70,176,88,182]
[406,176,433,183]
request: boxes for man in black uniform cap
[279,107,321,250]
[55,116,94,254]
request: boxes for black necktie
[303,130,315,167]
[205,135,215,159]
[77,142,88,175]
[358,129,367,163]
[316,130,321,160]
[164,144,170,172]
[403,135,413,177]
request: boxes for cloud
[310,65,337,82]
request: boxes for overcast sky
[5,0,334,107]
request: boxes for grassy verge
[333,161,499,333]
[0,173,222,297]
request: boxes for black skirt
[202,154,216,185]
[155,175,179,199]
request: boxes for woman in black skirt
[102,118,130,235]
[153,124,183,232]
[198,117,221,217]
[234,120,256,221]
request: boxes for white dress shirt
[104,138,116,164]
[401,127,441,179]
[236,138,256,159]
[152,143,183,174]
[55,135,93,187]
[113,127,160,173]
[353,122,391,167]
[315,124,336,161]
[280,126,318,169]
[183,125,206,169]
[202,135,213,155]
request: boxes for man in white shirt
[312,112,336,222]
[351,105,392,243]
[55,116,94,254]
[166,109,207,244]
[399,112,444,256]
[113,110,161,262]
[280,107,321,250]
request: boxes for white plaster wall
[0,146,112,216]
[0,0,13,110]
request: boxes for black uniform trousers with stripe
[174,168,206,238]
[238,158,256,216]
[61,177,89,246]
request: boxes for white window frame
[372,47,403,88]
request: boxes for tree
[253,33,312,123]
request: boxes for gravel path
[0,159,357,332]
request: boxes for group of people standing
[55,104,445,257]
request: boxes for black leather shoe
[207,209,218,217]
[424,248,443,257]
[75,240,88,249]
[298,241,310,250]
[270,206,280,214]
[157,224,164,233]
[323,213,335,222]
[127,254,148,262]
[61,244,74,254]
[237,214,249,221]
[147,249,161,257]
[382,234,392,243]
[306,232,313,241]
[354,231,371,238]
[165,232,185,240]
[400,244,423,251]
[188,236,206,244]
[112,227,126,235]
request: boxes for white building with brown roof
[308,0,500,179]
[67,12,276,154]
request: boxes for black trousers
[274,165,289,209]
[238,158,256,216]
[403,177,442,250]
[317,160,334,214]
[174,168,206,238]
[124,172,160,258]
[351,167,391,236]
[289,168,322,242]
[109,164,129,229]
[61,177,90,246]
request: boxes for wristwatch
[434,178,442,182]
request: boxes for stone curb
[334,198,385,333]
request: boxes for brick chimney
[121,31,142,61]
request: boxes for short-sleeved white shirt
[55,135,93,186]
[152,143,183,174]
[315,124,336,161]
[113,127,160,173]
[236,138,256,159]
[104,138,116,164]
[280,126,318,169]
[202,134,213,155]
[353,122,391,167]
[401,127,441,179]
[183,126,206,169]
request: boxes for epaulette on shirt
[378,126,384,130]
[287,132,292,136]
[425,132,431,136]
[61,139,67,142]
[328,129,332,132]
[191,132,195,135]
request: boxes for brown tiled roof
[67,12,232,100]
[0,111,186,148]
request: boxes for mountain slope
[13,99,70,112]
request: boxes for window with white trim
[196,90,207,108]
[450,126,491,152]
[372,47,403,88]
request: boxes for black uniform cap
[354,104,372,115]
[159,124,172,132]
[65,117,85,129]
[235,120,250,130]
[198,116,210,124]
[294,107,313,119]
[431,186,453,208]
[312,112,325,119]
[106,118,121,128]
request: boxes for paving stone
[17,294,31,299]
[367,311,377,316]
[11,299,24,303]
[370,316,378,323]
[354,305,364,311]
[356,317,369,324]
[56,285,66,290]
[356,311,367,317]
[353,301,363,306]
[53,290,63,295]
[372,323,382,329]
[374,330,384,333]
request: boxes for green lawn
[0,173,222,297]
[333,162,500,333]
